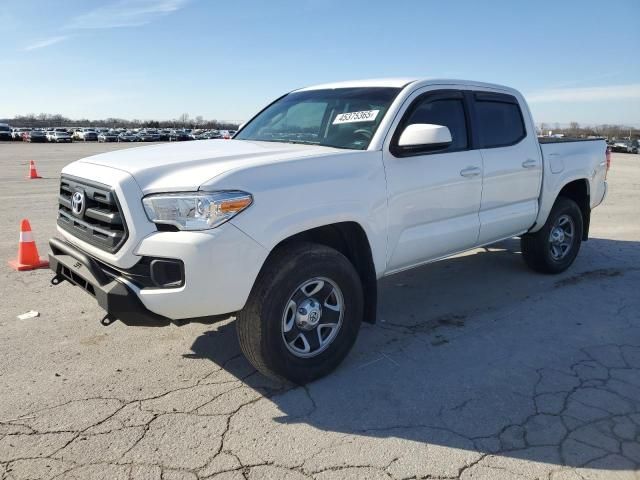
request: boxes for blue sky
[2,0,639,125]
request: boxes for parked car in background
[0,123,12,141]
[137,131,160,142]
[169,130,190,141]
[11,127,31,140]
[49,131,72,143]
[83,130,99,142]
[118,131,138,142]
[23,130,47,143]
[191,131,210,140]
[611,140,632,153]
[631,140,639,154]
[74,128,98,141]
[98,131,119,143]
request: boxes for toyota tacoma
[49,78,609,383]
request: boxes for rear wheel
[521,196,583,274]
[237,242,363,384]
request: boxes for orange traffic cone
[8,219,49,271]
[27,160,42,179]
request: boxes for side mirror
[397,123,452,151]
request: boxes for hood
[76,139,341,193]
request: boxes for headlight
[142,191,253,231]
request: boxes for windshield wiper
[288,140,362,150]
[285,140,320,145]
[247,138,360,150]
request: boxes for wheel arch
[532,177,591,239]
[557,179,590,240]
[262,221,378,324]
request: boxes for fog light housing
[149,259,184,288]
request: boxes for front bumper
[50,222,269,323]
[49,238,169,325]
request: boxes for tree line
[538,122,639,140]
[2,114,637,140]
[1,113,240,130]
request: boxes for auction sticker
[333,110,380,124]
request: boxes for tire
[237,242,363,384]
[521,196,583,274]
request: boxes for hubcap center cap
[550,227,565,245]
[295,298,322,331]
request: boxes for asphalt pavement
[0,142,639,479]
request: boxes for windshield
[235,87,401,150]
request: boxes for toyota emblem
[71,191,85,216]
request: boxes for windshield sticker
[332,110,380,124]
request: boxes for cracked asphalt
[1,143,639,480]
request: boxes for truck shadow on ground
[188,237,640,473]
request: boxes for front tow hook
[100,313,117,327]
[101,314,117,327]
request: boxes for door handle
[460,166,481,178]
[522,159,537,169]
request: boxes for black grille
[57,175,128,252]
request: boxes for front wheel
[237,242,363,384]
[521,196,584,274]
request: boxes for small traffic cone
[27,160,42,179]
[8,219,49,271]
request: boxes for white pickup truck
[49,78,609,383]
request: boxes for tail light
[605,146,611,179]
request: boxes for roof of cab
[296,78,519,96]
[295,78,418,91]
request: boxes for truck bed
[534,137,608,236]
[538,137,605,144]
